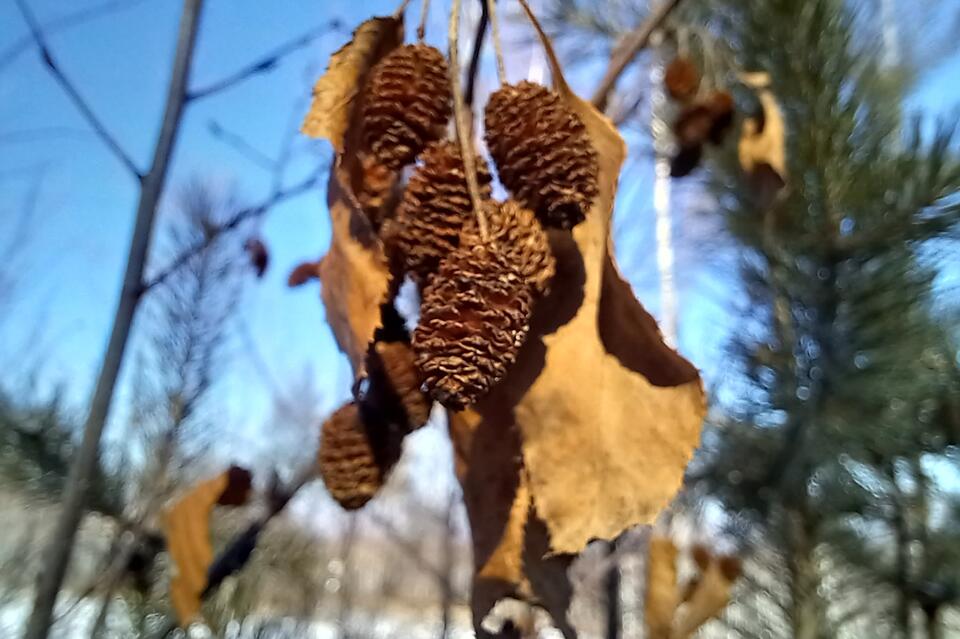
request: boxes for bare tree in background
[11,0,336,635]
[88,180,246,639]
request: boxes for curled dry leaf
[301,16,405,152]
[306,15,404,374]
[641,538,741,639]
[671,546,741,638]
[164,468,251,626]
[738,71,787,191]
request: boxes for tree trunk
[785,510,822,639]
[21,2,204,637]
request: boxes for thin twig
[485,0,506,85]
[14,0,142,179]
[0,0,148,73]
[449,0,489,241]
[142,172,321,292]
[463,0,490,107]
[590,0,685,113]
[417,0,431,40]
[188,21,340,101]
[207,119,276,170]
[394,0,414,19]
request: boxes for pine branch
[590,0,684,112]
[13,0,142,179]
[187,21,341,101]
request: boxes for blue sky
[0,0,958,485]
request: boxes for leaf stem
[417,0,430,40]
[449,0,489,241]
[486,0,506,85]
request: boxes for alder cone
[461,200,555,296]
[318,402,402,510]
[484,81,598,230]
[665,57,701,103]
[362,44,452,170]
[383,141,492,283]
[414,244,533,410]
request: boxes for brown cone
[461,200,555,297]
[362,44,453,170]
[665,57,701,103]
[383,141,492,284]
[484,81,599,230]
[413,243,533,410]
[318,402,403,510]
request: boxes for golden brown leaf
[489,0,707,555]
[164,469,249,626]
[301,16,404,151]
[738,71,787,188]
[319,173,393,373]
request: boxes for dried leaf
[671,550,741,638]
[319,173,393,373]
[244,237,269,278]
[301,16,404,151]
[486,0,707,555]
[646,536,681,639]
[738,71,787,187]
[447,409,571,636]
[164,468,251,626]
[287,260,321,287]
[308,15,404,375]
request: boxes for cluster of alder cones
[664,56,735,177]
[319,42,599,509]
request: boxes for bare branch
[0,0,148,73]
[142,172,322,292]
[207,119,276,170]
[13,0,142,179]
[590,0,685,113]
[187,21,341,101]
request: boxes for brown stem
[590,0,685,113]
[485,0,506,85]
[463,0,489,107]
[417,0,431,40]
[21,3,205,638]
[449,0,489,241]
